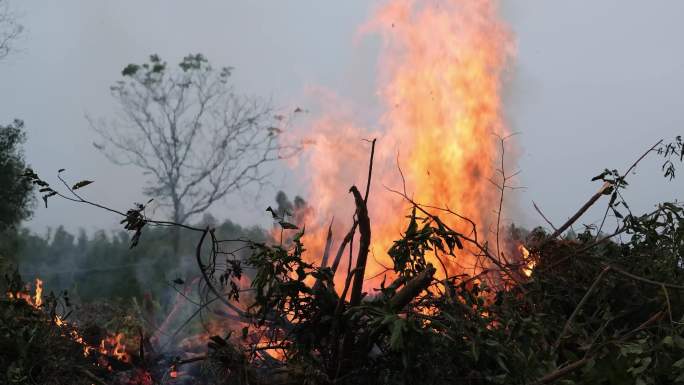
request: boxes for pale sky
[1,1,682,235]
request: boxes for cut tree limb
[349,185,371,307]
[389,265,436,312]
[549,181,612,239]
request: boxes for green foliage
[388,207,464,279]
[0,120,33,289]
[659,136,683,180]
[0,120,32,230]
[12,137,684,385]
[200,153,684,384]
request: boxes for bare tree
[90,54,300,252]
[0,0,22,61]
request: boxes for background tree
[0,119,32,275]
[90,54,299,253]
[0,0,22,61]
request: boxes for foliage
[0,119,33,289]
[0,119,32,231]
[13,136,684,384]
[0,297,103,385]
[185,138,684,385]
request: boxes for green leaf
[495,354,509,373]
[674,357,684,369]
[389,319,406,351]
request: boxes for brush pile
[3,137,684,385]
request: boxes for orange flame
[6,278,132,364]
[519,245,535,277]
[7,278,44,307]
[34,278,43,307]
[297,0,516,288]
[100,332,130,363]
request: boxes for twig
[555,266,611,350]
[51,175,204,232]
[385,186,526,289]
[320,219,334,268]
[607,264,684,290]
[533,201,558,232]
[491,134,520,262]
[527,357,591,385]
[79,368,109,385]
[330,222,356,277]
[313,219,335,290]
[363,138,377,204]
[176,354,208,366]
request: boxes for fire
[100,332,130,363]
[297,0,516,287]
[6,278,131,364]
[7,278,44,307]
[34,278,43,307]
[519,245,535,277]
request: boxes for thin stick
[363,138,377,203]
[608,264,684,290]
[533,201,558,232]
[79,368,110,385]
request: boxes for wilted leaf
[42,191,57,208]
[279,221,299,230]
[71,180,94,190]
[266,206,280,219]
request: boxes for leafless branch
[0,0,22,61]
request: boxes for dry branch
[349,185,371,307]
[549,181,612,239]
[389,265,436,312]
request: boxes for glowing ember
[298,0,516,287]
